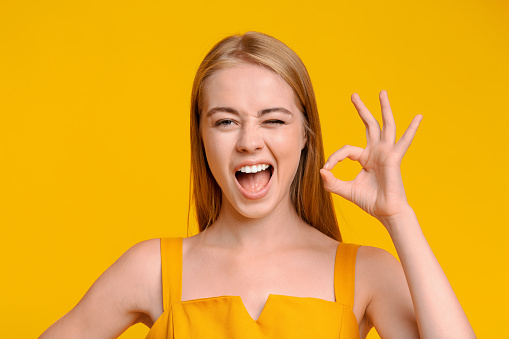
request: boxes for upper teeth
[238,164,270,173]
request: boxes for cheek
[269,131,304,168]
[202,132,231,185]
[203,139,222,174]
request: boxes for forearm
[381,207,475,338]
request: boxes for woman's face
[201,63,307,219]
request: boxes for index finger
[351,93,381,144]
[379,90,396,144]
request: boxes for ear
[301,130,308,150]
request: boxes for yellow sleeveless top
[146,237,360,338]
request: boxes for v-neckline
[180,294,339,323]
[183,295,275,322]
[180,293,341,324]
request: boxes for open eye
[215,119,236,127]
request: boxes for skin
[39,63,475,338]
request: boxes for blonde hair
[189,31,341,241]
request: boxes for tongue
[236,170,271,193]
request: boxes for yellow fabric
[146,237,361,338]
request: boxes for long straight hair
[189,32,341,241]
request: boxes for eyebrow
[205,107,294,117]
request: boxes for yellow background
[1,0,508,338]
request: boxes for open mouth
[235,164,273,194]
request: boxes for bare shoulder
[122,238,162,277]
[356,245,401,278]
[354,246,404,309]
[106,238,162,310]
[39,238,163,339]
[354,246,418,338]
[103,238,163,323]
[121,238,163,311]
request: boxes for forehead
[202,63,299,113]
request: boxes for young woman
[40,32,475,338]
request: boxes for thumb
[320,169,352,200]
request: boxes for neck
[202,194,309,252]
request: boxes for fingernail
[323,162,329,170]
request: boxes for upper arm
[39,238,163,339]
[357,246,419,338]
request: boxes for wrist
[378,205,417,234]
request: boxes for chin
[235,203,276,219]
[224,190,288,220]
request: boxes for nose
[236,124,264,153]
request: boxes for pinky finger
[395,114,423,155]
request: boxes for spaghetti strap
[334,243,360,308]
[160,237,183,311]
